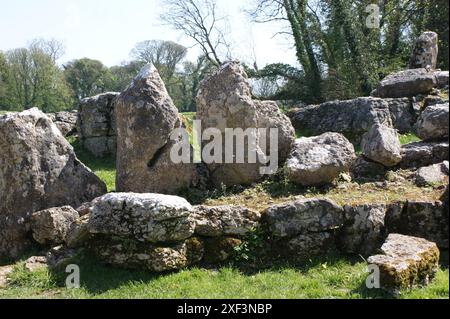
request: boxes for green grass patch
[67,136,116,192]
[399,133,421,145]
[1,251,448,299]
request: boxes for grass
[399,133,421,145]
[67,136,116,192]
[1,252,448,299]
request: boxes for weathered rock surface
[361,124,402,167]
[262,199,344,238]
[31,206,79,245]
[409,31,438,69]
[87,193,195,244]
[415,161,449,186]
[350,156,387,179]
[90,236,204,272]
[65,214,90,248]
[385,201,449,248]
[435,71,449,88]
[203,237,242,263]
[372,69,437,98]
[288,97,393,143]
[48,111,78,137]
[78,92,119,157]
[399,141,449,169]
[415,103,449,141]
[116,64,205,194]
[367,234,439,294]
[196,61,295,186]
[286,133,356,186]
[0,265,14,287]
[385,98,415,133]
[339,204,386,256]
[24,256,48,272]
[193,205,260,237]
[286,232,335,258]
[0,108,106,259]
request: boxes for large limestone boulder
[116,64,206,194]
[31,206,79,245]
[288,97,393,143]
[0,108,106,259]
[361,124,402,167]
[87,193,195,243]
[367,234,440,294]
[409,31,438,70]
[78,92,119,157]
[415,103,449,141]
[399,141,449,169]
[193,205,261,237]
[435,71,449,88]
[286,133,356,186]
[196,61,295,186]
[339,204,386,256]
[372,69,437,98]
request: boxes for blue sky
[0,0,297,67]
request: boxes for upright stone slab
[115,64,206,194]
[409,31,438,69]
[196,61,295,186]
[0,108,106,258]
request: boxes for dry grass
[202,178,447,212]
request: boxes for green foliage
[0,46,74,112]
[399,133,421,145]
[63,58,114,101]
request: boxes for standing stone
[414,103,449,141]
[0,108,106,259]
[361,124,402,167]
[78,92,119,157]
[409,31,438,70]
[196,61,295,186]
[286,133,356,186]
[116,64,206,194]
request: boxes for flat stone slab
[367,234,440,294]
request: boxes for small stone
[361,124,402,167]
[367,234,440,294]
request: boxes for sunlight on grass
[1,252,448,299]
[399,133,421,145]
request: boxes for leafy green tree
[63,58,113,100]
[109,60,146,92]
[4,45,74,112]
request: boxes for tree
[4,45,73,112]
[63,58,113,100]
[109,60,146,92]
[130,40,187,82]
[161,0,232,66]
[0,51,10,109]
[28,38,65,63]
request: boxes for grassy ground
[0,113,448,299]
[1,251,448,299]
